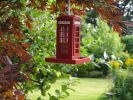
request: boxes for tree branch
[0,0,12,11]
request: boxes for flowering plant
[109,60,121,70]
[124,58,133,72]
[125,58,133,67]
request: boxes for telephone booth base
[45,57,90,64]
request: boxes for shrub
[121,35,133,54]
[109,58,133,100]
[76,62,106,77]
[76,62,96,77]
[113,70,133,100]
[116,52,130,62]
[88,71,103,78]
[81,18,124,58]
[79,18,125,77]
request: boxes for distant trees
[117,0,133,35]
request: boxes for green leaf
[20,0,25,4]
[64,91,69,96]
[49,96,58,100]
[55,89,60,95]
[61,85,67,92]
[37,97,42,100]
[41,91,46,96]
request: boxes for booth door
[58,25,69,58]
[74,26,80,57]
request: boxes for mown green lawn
[28,78,112,100]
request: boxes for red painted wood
[45,15,90,64]
[45,57,90,64]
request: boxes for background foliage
[81,18,124,58]
[0,0,130,99]
[121,35,133,54]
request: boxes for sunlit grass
[28,78,111,100]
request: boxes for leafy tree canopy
[0,0,125,99]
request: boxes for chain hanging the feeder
[68,0,71,15]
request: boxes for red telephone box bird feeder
[45,0,90,64]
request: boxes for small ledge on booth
[45,57,90,64]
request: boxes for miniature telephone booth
[45,15,90,64]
